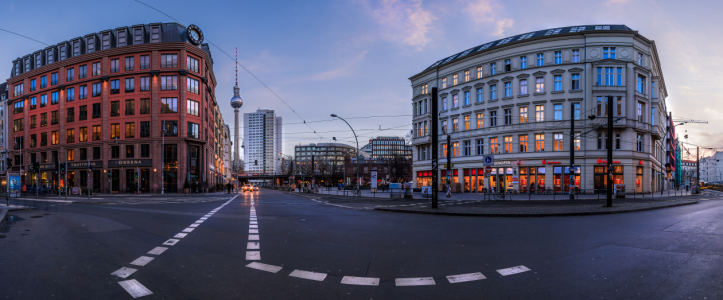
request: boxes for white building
[700,152,723,183]
[244,109,282,174]
[223,124,232,184]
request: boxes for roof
[422,24,634,72]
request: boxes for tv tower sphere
[230,86,243,108]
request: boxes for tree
[389,154,412,183]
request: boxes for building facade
[0,82,7,172]
[700,152,723,183]
[294,142,357,185]
[409,25,668,193]
[363,136,413,160]
[243,109,281,175]
[7,23,220,193]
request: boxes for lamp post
[331,114,360,196]
[162,121,167,195]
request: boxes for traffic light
[135,172,138,178]
[107,171,111,178]
[32,162,39,173]
[59,163,66,173]
[6,158,12,169]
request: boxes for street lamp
[331,114,360,196]
[162,121,167,195]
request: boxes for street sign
[483,155,494,166]
[485,166,492,174]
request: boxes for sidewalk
[10,191,233,204]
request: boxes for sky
[0,0,721,159]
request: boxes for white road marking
[341,276,380,286]
[250,225,258,229]
[249,229,259,234]
[162,239,180,246]
[111,267,137,278]
[289,270,328,281]
[446,272,486,283]
[118,279,153,298]
[497,265,531,276]
[246,251,261,260]
[174,233,188,239]
[250,221,258,225]
[147,247,167,255]
[182,228,195,233]
[194,220,203,224]
[246,262,283,273]
[395,277,436,286]
[200,217,208,220]
[247,242,259,249]
[130,256,155,267]
[249,234,259,240]
[189,224,199,228]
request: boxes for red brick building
[8,23,222,193]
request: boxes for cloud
[464,0,514,36]
[311,51,368,81]
[366,0,436,49]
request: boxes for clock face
[190,30,199,40]
[187,25,204,45]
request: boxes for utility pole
[431,87,439,209]
[569,103,575,200]
[696,147,700,186]
[311,154,315,190]
[65,158,68,201]
[606,96,613,207]
[446,134,451,194]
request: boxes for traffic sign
[483,155,494,166]
[485,166,492,174]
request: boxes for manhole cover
[30,216,43,218]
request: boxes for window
[125,122,135,138]
[504,59,511,72]
[125,99,135,115]
[67,128,75,143]
[519,107,528,123]
[79,127,87,142]
[92,103,101,118]
[651,82,655,98]
[615,68,622,86]
[161,121,178,136]
[30,97,38,110]
[30,134,36,148]
[39,133,47,147]
[41,76,47,88]
[110,58,120,73]
[463,91,470,106]
[476,139,484,155]
[67,149,74,161]
[125,145,134,158]
[535,77,544,93]
[535,105,544,122]
[554,104,562,121]
[597,133,607,150]
[111,101,120,116]
[535,134,545,151]
[140,98,150,114]
[51,91,59,104]
[520,56,527,69]
[110,80,120,94]
[187,122,200,139]
[51,110,58,124]
[571,74,580,90]
[504,82,512,97]
[490,63,496,75]
[476,113,483,128]
[519,135,528,152]
[160,76,178,90]
[603,47,616,59]
[616,97,622,116]
[140,121,150,137]
[596,96,607,117]
[13,101,23,114]
[51,131,59,145]
[30,115,36,129]
[442,143,447,158]
[187,56,199,73]
[161,54,178,68]
[554,75,562,91]
[452,74,458,85]
[597,67,602,85]
[79,85,87,99]
[442,78,447,89]
[463,115,471,130]
[504,136,513,153]
[140,55,150,70]
[111,146,120,159]
[637,101,645,122]
[463,140,471,156]
[141,144,150,157]
[93,147,101,160]
[452,118,459,132]
[615,133,621,150]
[490,85,497,99]
[452,94,459,108]
[553,133,563,151]
[30,79,37,91]
[490,138,498,154]
[66,107,74,122]
[637,75,645,93]
[464,70,470,82]
[476,88,483,103]
[67,87,75,102]
[420,84,428,94]
[554,51,561,64]
[574,133,581,150]
[572,49,580,63]
[92,62,101,76]
[14,118,23,132]
[122,56,134,71]
[161,98,178,113]
[652,107,656,126]
[79,65,87,79]
[637,134,643,152]
[51,72,58,85]
[504,109,512,125]
[110,123,120,139]
[604,67,614,86]
[637,53,643,65]
[476,66,483,78]
[520,79,527,95]
[93,83,101,97]
[67,68,75,82]
[441,120,448,134]
[573,103,580,120]
[536,53,544,66]
[125,78,135,92]
[80,148,87,161]
[489,111,497,127]
[187,78,199,94]
[40,113,47,127]
[140,76,150,91]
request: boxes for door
[111,170,120,192]
[141,169,150,192]
[126,169,136,193]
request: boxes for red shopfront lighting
[539,179,545,186]
[636,179,640,185]
[615,179,621,184]
[575,179,580,185]
[464,169,470,176]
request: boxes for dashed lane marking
[395,277,436,286]
[189,224,199,228]
[249,234,259,240]
[289,269,328,281]
[497,265,531,276]
[111,267,137,279]
[147,247,167,255]
[246,251,261,260]
[174,233,188,239]
[250,225,258,229]
[130,256,154,267]
[118,279,153,298]
[246,262,283,273]
[247,242,260,249]
[249,229,259,234]
[341,276,380,286]
[162,239,179,246]
[446,272,486,283]
[182,228,195,233]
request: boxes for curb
[0,209,7,225]
[373,200,699,217]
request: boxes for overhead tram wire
[133,0,323,139]
[0,28,50,46]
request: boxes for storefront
[594,164,624,193]
[440,169,458,190]
[519,166,545,193]
[108,159,152,193]
[552,166,581,193]
[415,171,432,188]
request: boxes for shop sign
[541,159,562,165]
[511,176,519,184]
[39,164,55,171]
[108,159,153,168]
[493,161,512,166]
[68,161,103,169]
[597,158,621,164]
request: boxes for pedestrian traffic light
[135,172,138,178]
[107,171,111,178]
[59,163,66,173]
[32,162,39,173]
[6,158,12,169]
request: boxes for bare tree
[389,154,412,183]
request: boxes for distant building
[365,136,412,160]
[344,156,413,185]
[680,159,696,186]
[0,82,6,172]
[700,152,723,183]
[294,142,358,185]
[244,109,281,174]
[223,124,232,184]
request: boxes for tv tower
[230,48,243,163]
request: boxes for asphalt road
[0,190,722,299]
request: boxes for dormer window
[134,27,144,44]
[151,25,161,43]
[102,33,111,50]
[118,30,127,46]
[87,37,95,53]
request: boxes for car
[252,185,259,191]
[242,185,252,192]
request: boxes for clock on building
[187,25,204,45]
